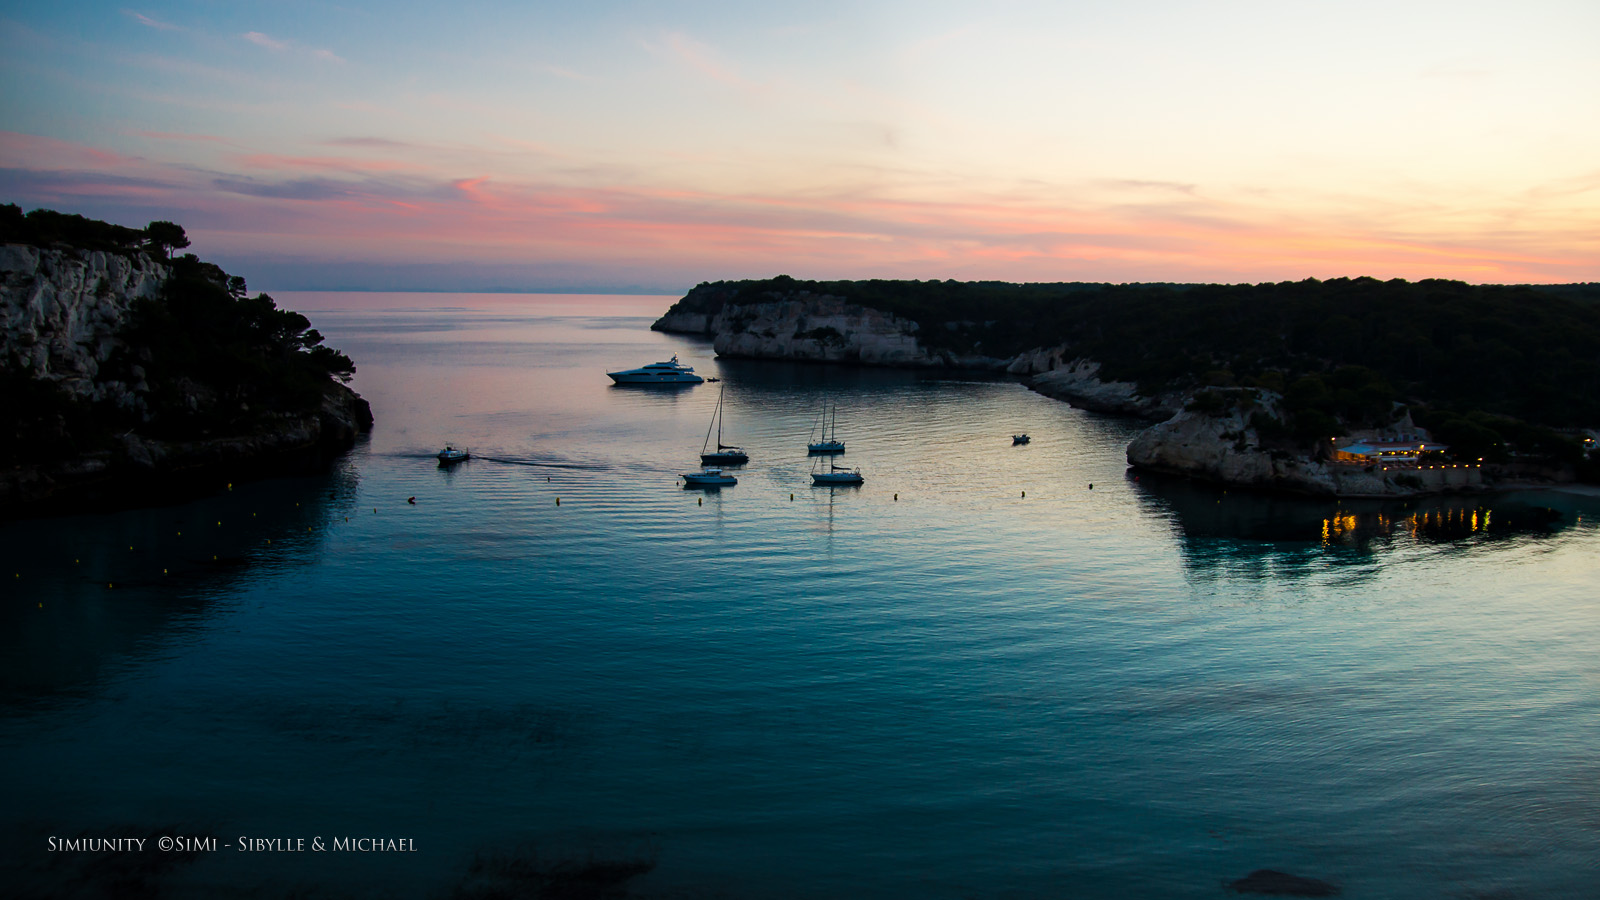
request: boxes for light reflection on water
[2,295,1598,898]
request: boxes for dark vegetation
[672,276,1600,471]
[116,254,355,439]
[2,207,357,466]
[0,203,184,258]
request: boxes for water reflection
[0,464,357,708]
[1131,471,1597,577]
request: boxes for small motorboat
[437,445,470,464]
[683,467,736,486]
[811,464,864,485]
[1012,434,1030,445]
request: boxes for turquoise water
[4,295,1598,898]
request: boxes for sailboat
[700,383,749,465]
[807,403,846,454]
[811,458,864,485]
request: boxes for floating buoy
[1021,491,1026,498]
[556,497,561,506]
[107,583,113,589]
[177,531,182,537]
[216,521,221,526]
[1088,484,1093,490]
[129,546,133,551]
[163,568,167,575]
[373,508,377,514]
[894,493,898,501]
[547,476,551,482]
[698,497,702,506]
[266,539,271,544]
[790,493,794,501]
[227,483,233,490]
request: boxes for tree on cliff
[143,220,190,259]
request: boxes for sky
[2,0,1597,292]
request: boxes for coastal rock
[0,384,372,514]
[653,287,1018,370]
[1,240,373,517]
[1126,392,1482,497]
[0,243,169,412]
[1029,358,1176,418]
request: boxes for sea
[3,293,1597,899]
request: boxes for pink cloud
[2,129,1593,286]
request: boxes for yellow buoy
[894,494,898,501]
[1022,491,1026,498]
[556,498,561,506]
[698,497,702,506]
[790,493,794,501]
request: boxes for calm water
[4,294,1598,898]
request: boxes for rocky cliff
[1,243,168,413]
[1125,392,1482,497]
[1,241,371,516]
[652,288,1178,416]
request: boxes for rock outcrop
[1,243,168,414]
[1125,392,1482,497]
[653,290,1173,413]
[1,242,371,517]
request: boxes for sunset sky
[3,1,1597,292]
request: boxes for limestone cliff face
[1,243,168,412]
[1125,394,1482,497]
[659,292,1011,368]
[654,291,1175,415]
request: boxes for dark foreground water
[3,294,1598,899]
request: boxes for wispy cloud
[242,30,346,63]
[124,9,181,32]
[242,31,289,52]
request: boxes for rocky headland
[2,209,371,516]
[654,278,1599,498]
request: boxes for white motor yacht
[607,354,704,384]
[683,467,737,486]
[437,445,470,464]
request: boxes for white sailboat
[810,457,863,485]
[700,383,748,465]
[807,403,845,454]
